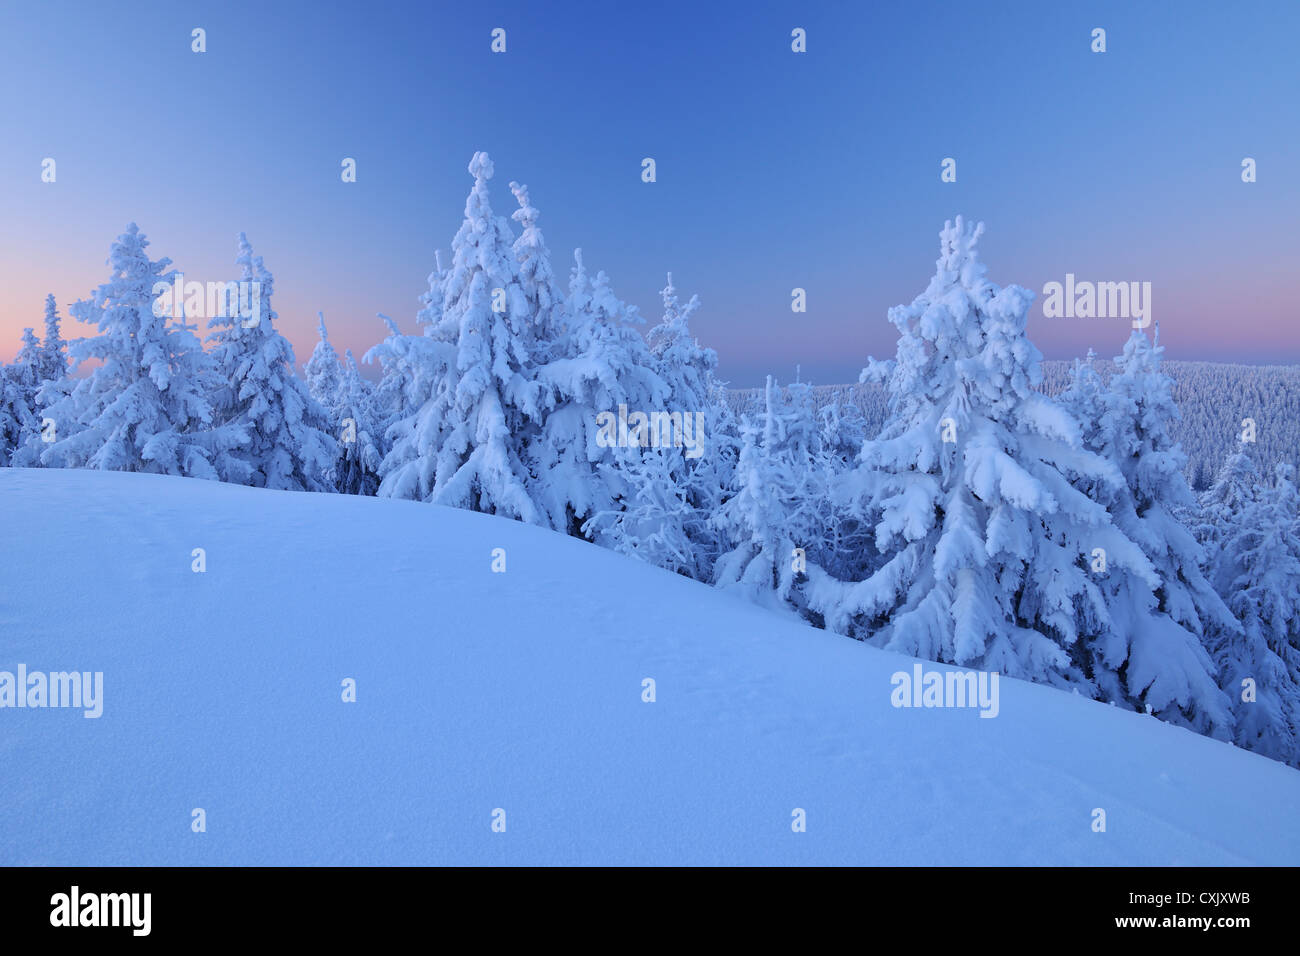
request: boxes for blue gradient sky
[1,0,1296,386]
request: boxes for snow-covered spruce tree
[647,273,716,414]
[1194,447,1260,553]
[377,152,547,523]
[646,273,737,576]
[1058,331,1232,733]
[818,387,869,474]
[509,180,567,349]
[692,403,741,576]
[815,389,876,584]
[301,313,359,488]
[712,377,831,616]
[40,224,249,479]
[12,327,43,406]
[509,176,649,535]
[712,417,793,612]
[1056,349,1122,687]
[1198,454,1300,764]
[13,327,42,393]
[1057,350,1106,462]
[584,442,698,573]
[770,378,837,576]
[206,234,337,492]
[363,311,426,459]
[8,297,74,467]
[511,179,705,548]
[303,313,344,413]
[334,349,383,496]
[535,248,671,540]
[0,330,41,466]
[805,217,1155,688]
[38,295,67,383]
[568,263,705,568]
[0,374,34,466]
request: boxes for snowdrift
[1,468,1296,865]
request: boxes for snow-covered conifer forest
[3,152,1297,774]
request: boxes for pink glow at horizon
[2,240,1296,389]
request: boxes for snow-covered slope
[1,468,1297,865]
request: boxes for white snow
[1,467,1297,865]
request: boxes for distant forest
[731,360,1300,489]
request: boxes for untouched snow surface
[1,468,1297,865]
